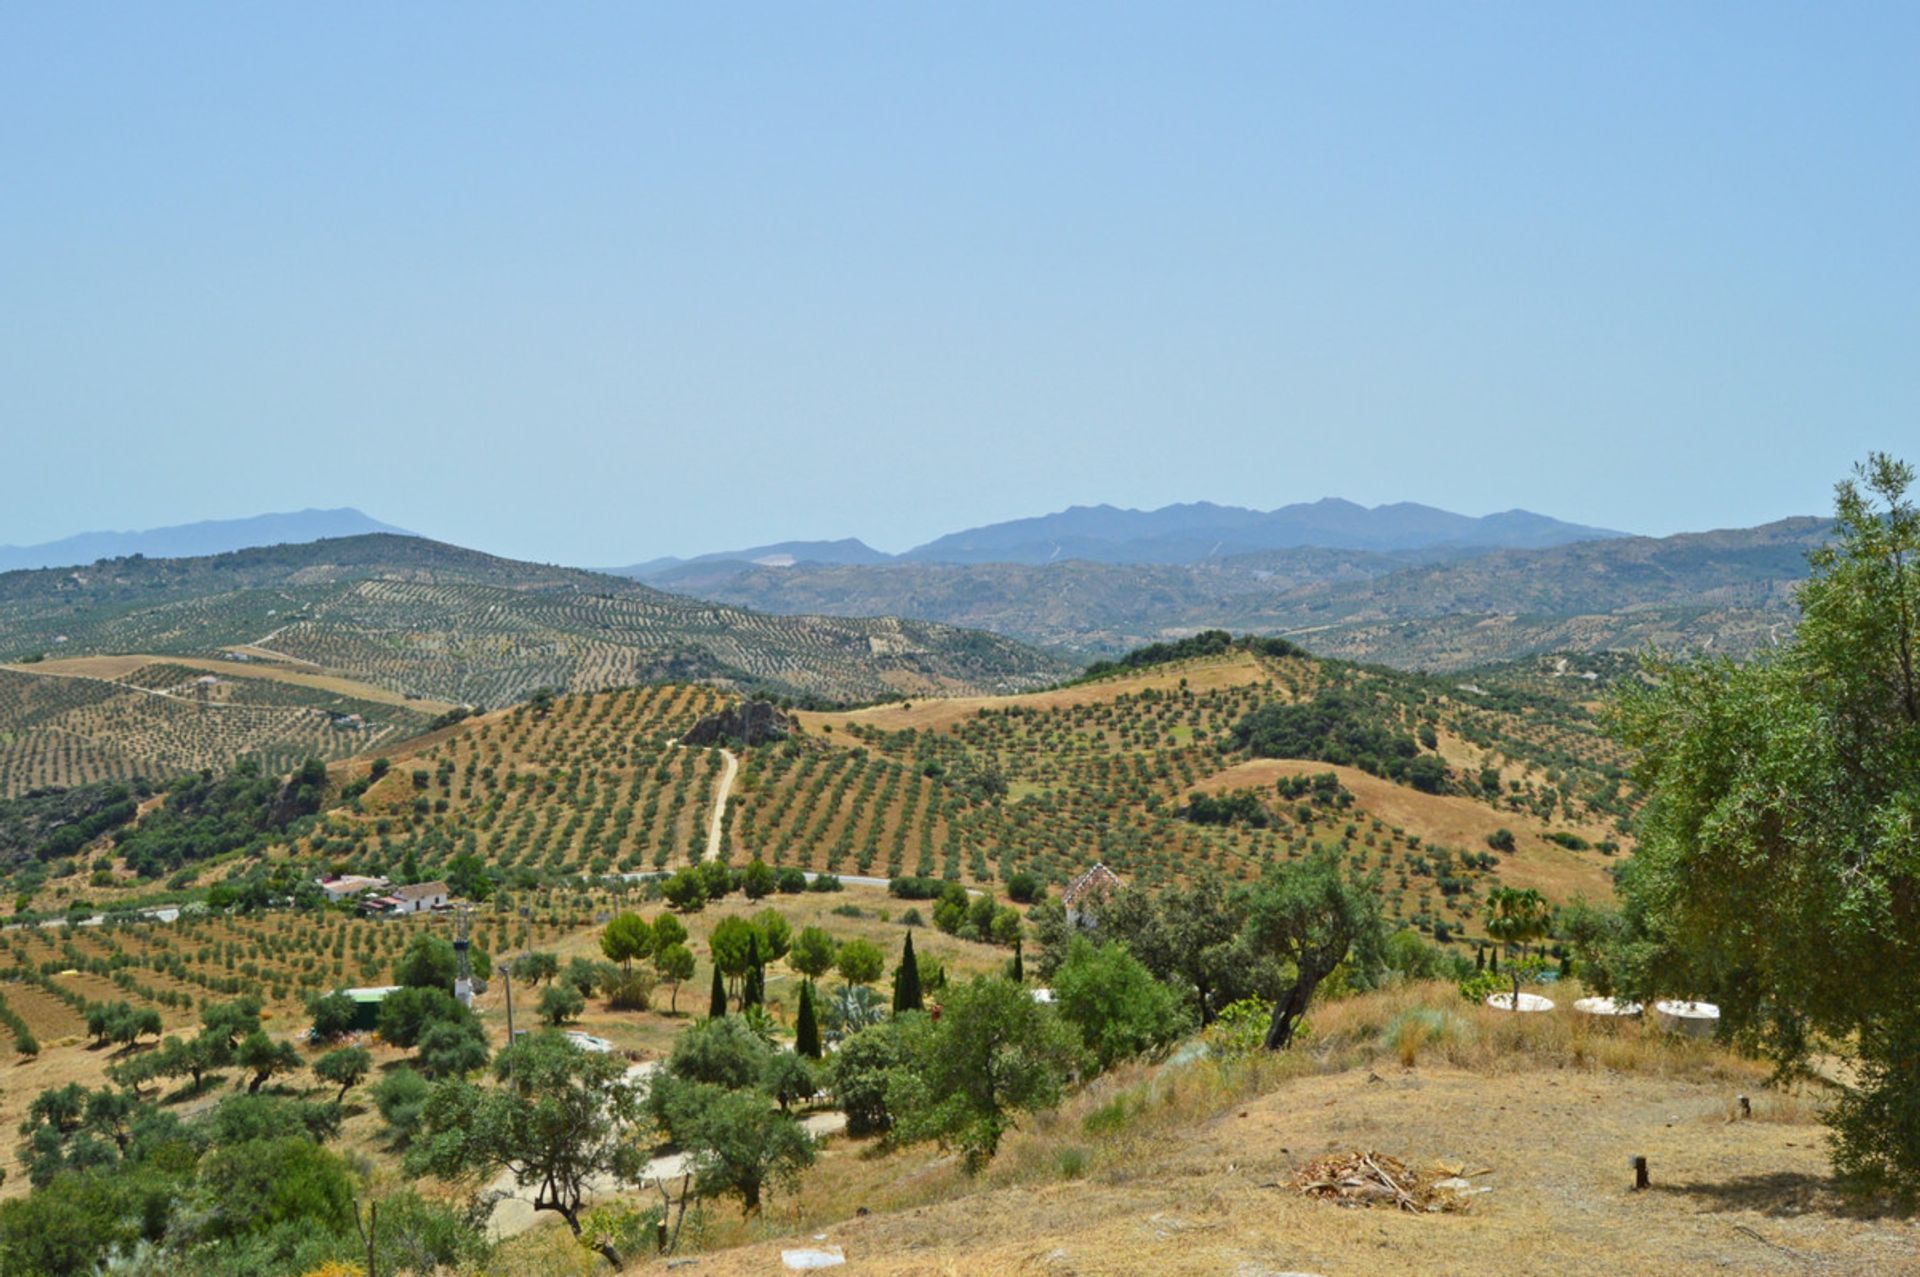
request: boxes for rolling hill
[19,638,1908,1277]
[0,535,1068,795]
[147,638,1633,945]
[4,664,1902,1277]
[0,659,446,797]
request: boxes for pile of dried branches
[1293,1150,1477,1213]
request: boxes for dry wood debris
[1291,1150,1486,1213]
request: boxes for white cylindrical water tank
[1573,996,1643,1017]
[1485,992,1555,1012]
[1653,999,1720,1037]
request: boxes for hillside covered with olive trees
[0,536,1069,796]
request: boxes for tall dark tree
[742,936,764,1009]
[893,931,923,1013]
[794,979,822,1060]
[708,964,727,1020]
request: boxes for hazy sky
[4,5,1914,563]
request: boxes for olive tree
[1244,851,1385,1050]
[1611,453,1920,1187]
[888,976,1082,1171]
[410,1032,646,1267]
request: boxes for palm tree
[1484,887,1552,1011]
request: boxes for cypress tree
[708,963,727,1019]
[1011,937,1024,984]
[795,980,821,1059]
[1475,945,1485,972]
[1489,948,1499,975]
[894,930,923,1013]
[743,935,764,1009]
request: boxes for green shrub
[1457,971,1506,1004]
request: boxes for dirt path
[0,663,275,712]
[706,747,739,860]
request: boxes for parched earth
[636,1063,1917,1276]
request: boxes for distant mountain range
[612,498,1628,578]
[0,508,413,573]
[5,498,1814,682]
[618,538,893,578]
[632,518,1831,672]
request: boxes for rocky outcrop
[683,700,791,747]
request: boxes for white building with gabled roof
[385,880,449,915]
[1062,863,1122,929]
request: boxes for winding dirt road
[706,747,738,860]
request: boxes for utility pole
[453,904,474,1007]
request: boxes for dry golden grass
[1196,759,1618,904]
[796,651,1271,736]
[10,654,462,713]
[601,985,1916,1277]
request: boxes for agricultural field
[0,634,1647,1196]
[219,642,1637,958]
[744,647,1629,938]
[297,682,736,881]
[0,533,1070,711]
[0,661,436,796]
[0,874,1003,1196]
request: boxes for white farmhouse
[315,874,389,903]
[386,880,450,915]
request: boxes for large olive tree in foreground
[888,977,1081,1171]
[1612,453,1920,1187]
[1248,850,1385,1050]
[410,1032,646,1267]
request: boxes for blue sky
[3,5,1914,562]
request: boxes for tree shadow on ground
[1657,1171,1913,1222]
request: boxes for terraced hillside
[240,640,1633,957]
[317,682,733,879]
[0,661,437,796]
[0,533,1067,760]
[746,645,1633,926]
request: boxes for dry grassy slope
[766,649,1627,919]
[626,989,1916,1277]
[1193,759,1616,903]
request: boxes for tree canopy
[1611,453,1920,1187]
[410,1032,646,1266]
